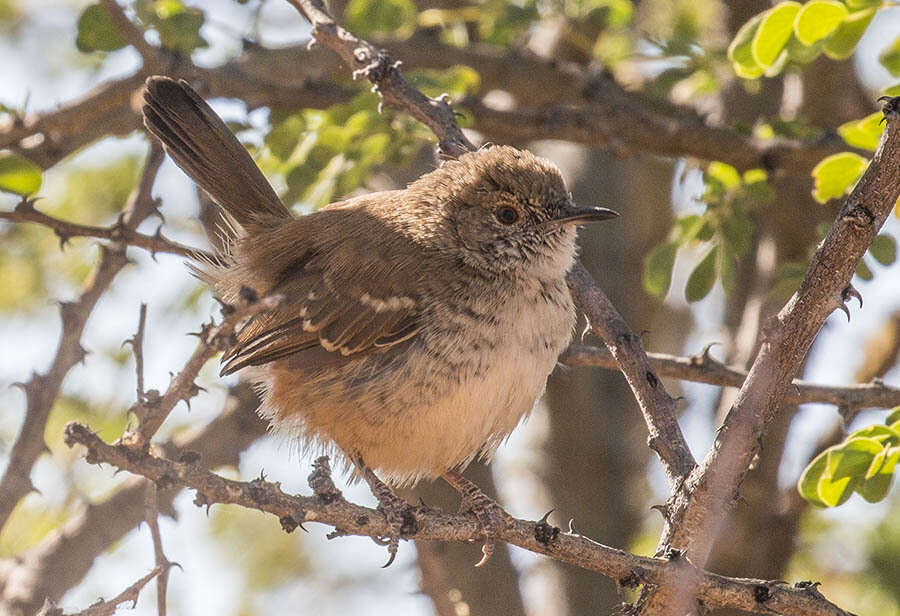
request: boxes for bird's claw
[455,490,514,567]
[375,494,417,568]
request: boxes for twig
[284,0,474,158]
[567,266,696,487]
[125,304,148,403]
[0,146,164,530]
[121,292,284,448]
[0,199,210,260]
[37,566,164,616]
[561,343,900,411]
[635,98,900,616]
[144,483,174,616]
[0,384,265,615]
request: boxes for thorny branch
[63,426,850,616]
[0,199,209,260]
[0,145,164,530]
[0,384,265,615]
[561,343,900,415]
[37,566,164,616]
[635,98,900,616]
[121,291,284,448]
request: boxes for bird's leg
[350,454,417,567]
[442,469,514,567]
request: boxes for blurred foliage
[259,65,481,210]
[77,0,207,55]
[643,162,770,302]
[0,155,141,311]
[0,494,79,557]
[0,153,41,195]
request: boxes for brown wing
[219,208,424,375]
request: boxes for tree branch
[567,265,696,487]
[63,424,850,616]
[37,566,164,616]
[0,146,164,530]
[0,199,209,260]
[0,384,265,615]
[636,98,900,616]
[561,343,900,412]
[121,292,284,448]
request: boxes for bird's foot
[443,470,514,567]
[352,456,417,567]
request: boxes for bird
[141,75,618,566]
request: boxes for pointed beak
[545,204,619,230]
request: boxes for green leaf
[155,6,207,53]
[837,112,886,151]
[824,7,876,60]
[869,234,897,266]
[798,451,829,507]
[75,4,127,53]
[811,152,868,203]
[849,424,900,446]
[643,241,678,298]
[886,83,900,97]
[752,2,801,69]
[888,406,900,426]
[817,437,883,506]
[685,247,717,302]
[826,437,884,479]
[794,0,848,46]
[717,243,737,292]
[345,0,416,38]
[727,13,765,78]
[859,447,899,503]
[880,36,900,77]
[0,153,42,195]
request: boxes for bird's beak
[544,204,619,230]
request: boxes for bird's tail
[141,76,292,234]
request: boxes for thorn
[842,283,863,309]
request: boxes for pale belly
[254,281,575,485]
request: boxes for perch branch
[64,425,850,616]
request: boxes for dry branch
[0,146,164,530]
[0,199,206,259]
[561,343,900,412]
[637,98,900,616]
[63,424,850,616]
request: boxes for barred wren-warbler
[142,76,617,564]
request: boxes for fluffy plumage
[142,76,614,485]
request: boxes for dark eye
[496,206,520,225]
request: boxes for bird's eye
[496,206,520,225]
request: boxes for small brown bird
[142,76,617,565]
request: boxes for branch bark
[636,99,900,616]
[561,343,900,412]
[0,146,164,530]
[63,425,851,616]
